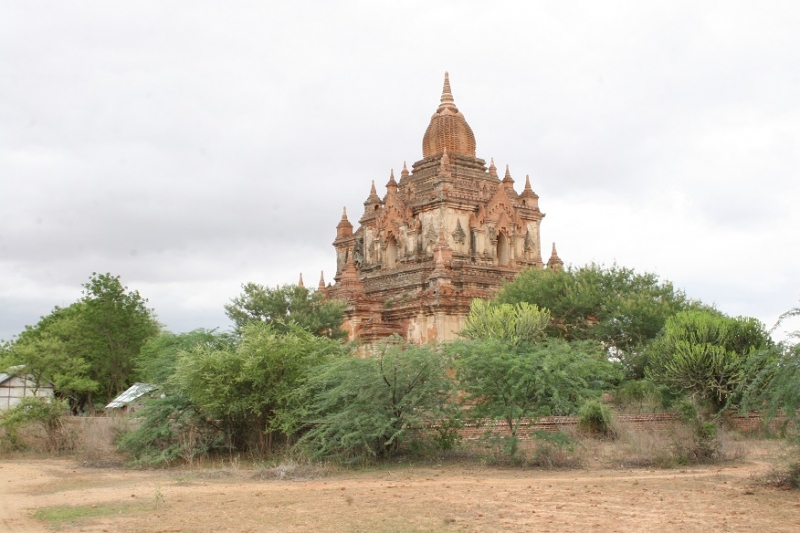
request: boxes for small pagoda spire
[520,174,539,200]
[298,273,304,287]
[547,242,564,272]
[386,169,398,190]
[364,180,381,205]
[440,71,455,108]
[401,161,409,179]
[489,158,498,178]
[503,164,514,186]
[336,206,353,238]
[318,270,325,290]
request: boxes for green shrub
[0,397,71,452]
[577,400,616,438]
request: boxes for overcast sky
[2,1,799,341]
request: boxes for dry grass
[69,416,132,467]
[611,420,745,468]
[252,461,329,481]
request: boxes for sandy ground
[1,456,799,533]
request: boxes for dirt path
[1,457,799,532]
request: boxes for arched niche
[497,232,510,266]
[386,236,398,269]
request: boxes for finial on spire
[342,206,348,220]
[489,158,497,177]
[298,273,304,287]
[370,180,377,195]
[318,270,325,290]
[524,174,532,191]
[440,72,454,107]
[401,161,409,178]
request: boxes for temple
[323,73,563,345]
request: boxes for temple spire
[489,158,498,178]
[318,270,325,290]
[364,180,381,205]
[503,164,514,186]
[440,71,455,108]
[401,161,409,179]
[298,273,304,287]
[547,242,564,272]
[335,206,353,238]
[386,169,397,189]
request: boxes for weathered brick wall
[446,412,784,441]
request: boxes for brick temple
[321,73,562,345]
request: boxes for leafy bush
[117,395,219,467]
[119,323,346,465]
[578,400,616,438]
[450,337,621,440]
[613,379,682,413]
[647,310,770,411]
[297,338,457,462]
[0,397,71,452]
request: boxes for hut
[0,366,54,411]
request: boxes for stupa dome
[422,73,476,158]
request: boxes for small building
[0,367,54,411]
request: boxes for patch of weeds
[528,430,582,468]
[252,461,327,481]
[33,502,144,527]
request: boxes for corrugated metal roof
[105,382,159,409]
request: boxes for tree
[120,323,346,464]
[450,338,619,438]
[77,273,160,406]
[646,310,770,411]
[136,329,236,387]
[298,338,457,461]
[171,322,345,453]
[741,304,800,419]
[225,283,346,339]
[1,305,97,405]
[2,273,159,411]
[495,263,698,376]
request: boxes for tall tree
[77,273,160,406]
[225,283,346,339]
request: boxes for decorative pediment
[452,219,466,244]
[485,185,518,229]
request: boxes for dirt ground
[2,453,799,533]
